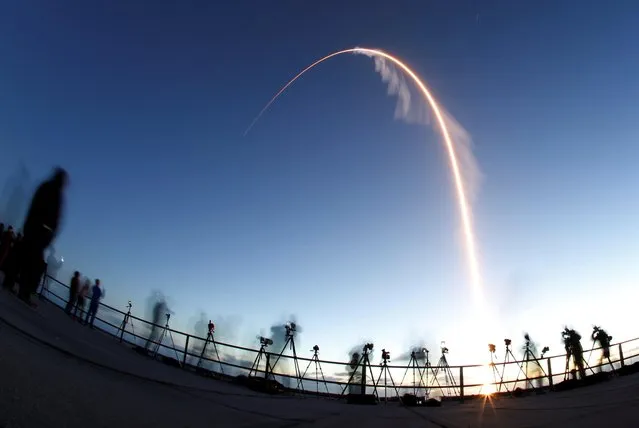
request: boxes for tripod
[197,329,225,375]
[564,347,595,381]
[515,345,547,390]
[249,340,273,379]
[117,301,135,343]
[374,350,400,403]
[498,343,528,392]
[400,352,426,396]
[302,346,330,396]
[480,347,505,394]
[151,314,182,366]
[431,348,458,396]
[269,325,304,391]
[340,345,376,397]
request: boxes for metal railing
[37,274,639,401]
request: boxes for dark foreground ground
[0,290,637,428]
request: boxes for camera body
[364,343,374,352]
[208,320,215,333]
[260,336,273,346]
[504,338,512,346]
[381,349,390,361]
[165,313,171,322]
[312,345,319,352]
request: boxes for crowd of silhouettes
[0,167,107,328]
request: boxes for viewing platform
[1,285,638,427]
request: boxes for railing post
[39,271,48,297]
[183,335,190,367]
[546,357,553,388]
[619,344,625,368]
[459,366,464,403]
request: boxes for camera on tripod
[381,349,390,361]
[488,343,496,353]
[259,336,273,346]
[363,343,374,352]
[208,320,215,334]
[285,322,297,336]
[504,338,512,346]
[165,313,171,322]
[312,345,319,352]
[127,300,132,309]
[541,346,550,357]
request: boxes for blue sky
[1,1,639,367]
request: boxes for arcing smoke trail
[244,48,483,303]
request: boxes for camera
[208,320,215,333]
[165,313,171,322]
[364,343,374,351]
[127,301,132,309]
[541,346,550,357]
[285,322,297,335]
[504,338,512,346]
[312,345,319,352]
[488,343,496,353]
[381,349,391,361]
[259,336,273,346]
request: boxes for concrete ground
[0,290,637,428]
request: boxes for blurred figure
[145,293,168,350]
[0,223,4,240]
[0,225,15,269]
[84,279,104,328]
[74,279,90,320]
[42,247,64,295]
[1,232,22,292]
[65,271,81,315]
[591,326,614,371]
[18,168,68,304]
[562,327,586,379]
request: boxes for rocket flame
[244,47,483,302]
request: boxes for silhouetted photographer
[562,327,586,379]
[591,326,614,371]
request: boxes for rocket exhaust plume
[244,48,485,305]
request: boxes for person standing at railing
[17,167,68,306]
[74,279,90,320]
[0,225,15,270]
[145,296,167,351]
[65,271,81,315]
[1,232,22,292]
[84,279,104,328]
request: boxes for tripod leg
[212,340,225,375]
[166,330,182,366]
[197,336,210,368]
[316,359,330,395]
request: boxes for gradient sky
[1,1,639,367]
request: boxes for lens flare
[244,47,483,300]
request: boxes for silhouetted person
[0,223,4,241]
[1,233,22,292]
[84,279,103,327]
[592,326,614,371]
[145,298,167,350]
[65,271,81,315]
[562,327,586,379]
[0,225,15,269]
[75,279,90,320]
[42,247,63,295]
[18,168,68,304]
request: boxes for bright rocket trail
[244,47,483,299]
